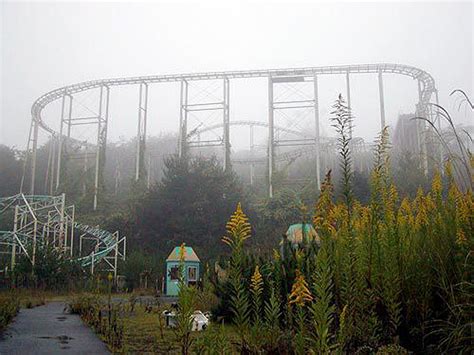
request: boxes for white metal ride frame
[0,194,126,280]
[23,63,437,202]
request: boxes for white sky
[1,0,472,150]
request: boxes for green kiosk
[165,246,201,296]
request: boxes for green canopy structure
[285,223,320,246]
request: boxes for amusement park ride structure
[22,63,439,207]
[1,64,440,274]
[0,194,126,278]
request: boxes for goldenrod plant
[309,234,335,353]
[250,265,263,325]
[209,94,472,353]
[222,203,252,348]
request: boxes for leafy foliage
[13,244,84,290]
[135,155,246,261]
[207,96,473,354]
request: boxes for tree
[393,150,429,197]
[253,188,303,249]
[0,145,22,197]
[133,155,246,261]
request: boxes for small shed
[165,246,201,296]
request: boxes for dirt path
[0,301,109,354]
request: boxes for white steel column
[93,85,110,210]
[56,93,73,190]
[44,135,54,193]
[82,147,88,197]
[417,80,428,174]
[135,82,148,181]
[346,71,352,138]
[66,95,73,138]
[314,74,321,190]
[378,70,386,129]
[147,154,151,189]
[29,118,40,195]
[250,124,255,186]
[11,206,18,270]
[223,78,231,172]
[268,76,275,198]
[178,80,189,159]
[56,94,66,190]
[435,89,444,169]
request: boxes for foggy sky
[1,1,472,150]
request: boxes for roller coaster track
[31,63,436,134]
[187,120,315,139]
[25,63,436,202]
[0,194,125,272]
[74,222,124,268]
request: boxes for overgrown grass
[68,293,237,353]
[0,289,51,331]
[0,292,19,331]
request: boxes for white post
[378,70,386,129]
[11,206,18,270]
[114,233,119,281]
[268,76,274,198]
[314,74,321,190]
[91,251,95,275]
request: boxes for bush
[0,293,19,330]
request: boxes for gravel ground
[0,302,109,355]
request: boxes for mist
[1,1,472,148]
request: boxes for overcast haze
[1,1,472,149]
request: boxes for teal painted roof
[166,246,200,262]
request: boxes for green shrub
[0,294,19,330]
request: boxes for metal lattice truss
[23,63,438,203]
[0,194,126,278]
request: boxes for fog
[1,1,472,149]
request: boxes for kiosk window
[188,267,197,281]
[169,266,179,281]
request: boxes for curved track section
[74,223,123,268]
[32,63,436,134]
[187,120,315,139]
